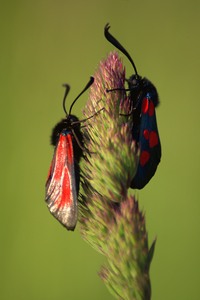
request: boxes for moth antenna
[68,77,94,116]
[62,84,70,116]
[104,23,139,77]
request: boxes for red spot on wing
[55,134,74,207]
[143,129,150,140]
[53,134,74,181]
[140,150,150,166]
[53,166,73,209]
[149,131,159,148]
[142,98,149,113]
[148,101,155,116]
[46,132,75,208]
[65,134,73,165]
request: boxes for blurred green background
[1,0,199,299]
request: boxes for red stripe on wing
[45,132,77,230]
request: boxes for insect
[104,23,161,189]
[45,77,94,230]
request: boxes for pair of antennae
[104,23,139,77]
[62,76,94,117]
[62,24,137,115]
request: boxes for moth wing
[131,97,161,189]
[45,133,78,230]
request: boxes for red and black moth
[45,77,94,230]
[104,24,161,189]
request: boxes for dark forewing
[130,96,161,189]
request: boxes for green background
[1,1,199,299]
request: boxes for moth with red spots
[45,77,94,230]
[104,24,161,189]
[130,81,161,189]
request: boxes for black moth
[104,23,161,189]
